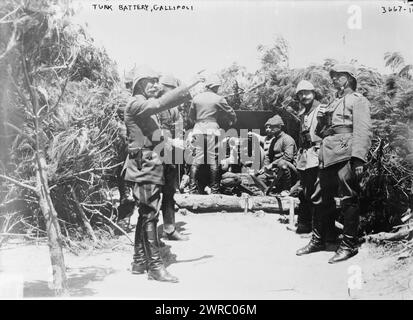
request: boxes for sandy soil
[0,210,412,299]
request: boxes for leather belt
[322,126,353,137]
[196,117,217,123]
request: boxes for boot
[131,244,147,274]
[328,204,359,263]
[296,229,326,255]
[328,235,358,264]
[325,208,339,243]
[162,228,189,241]
[296,200,312,234]
[143,220,178,283]
[131,216,147,274]
[296,206,326,255]
[296,223,312,234]
[188,165,201,194]
[209,163,220,194]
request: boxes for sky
[72,0,413,83]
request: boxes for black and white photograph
[0,0,413,302]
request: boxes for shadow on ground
[157,221,213,267]
[24,266,116,297]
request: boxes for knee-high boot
[296,205,327,255]
[329,203,359,263]
[188,165,202,194]
[209,163,220,194]
[143,219,179,283]
[296,200,313,234]
[131,215,147,274]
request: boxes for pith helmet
[132,66,159,94]
[295,80,315,95]
[329,64,357,84]
[159,74,179,88]
[265,114,284,126]
[205,74,222,89]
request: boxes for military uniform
[297,64,372,263]
[188,90,236,193]
[256,114,297,193]
[263,131,297,192]
[295,97,323,233]
[158,103,186,239]
[124,68,192,281]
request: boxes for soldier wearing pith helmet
[188,73,237,194]
[296,64,372,263]
[123,65,204,282]
[294,80,323,234]
[155,74,189,241]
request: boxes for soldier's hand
[248,131,260,139]
[351,157,364,179]
[317,105,327,118]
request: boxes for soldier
[256,115,297,193]
[294,80,323,234]
[296,64,372,263]
[188,74,237,194]
[156,74,188,241]
[124,66,204,282]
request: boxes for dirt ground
[0,210,412,299]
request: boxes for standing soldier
[124,66,204,282]
[156,74,189,241]
[188,74,237,194]
[294,80,323,234]
[296,64,372,263]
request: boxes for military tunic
[295,99,323,229]
[259,131,297,191]
[123,86,191,185]
[317,91,372,168]
[189,91,236,165]
[296,100,323,171]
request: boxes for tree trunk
[174,194,297,213]
[36,154,69,296]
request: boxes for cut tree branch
[0,174,37,192]
[86,208,133,245]
[49,162,124,190]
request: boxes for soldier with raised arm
[123,66,204,282]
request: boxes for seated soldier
[219,136,265,196]
[255,115,298,194]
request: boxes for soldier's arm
[280,136,297,163]
[129,86,192,119]
[351,96,373,163]
[217,97,237,124]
